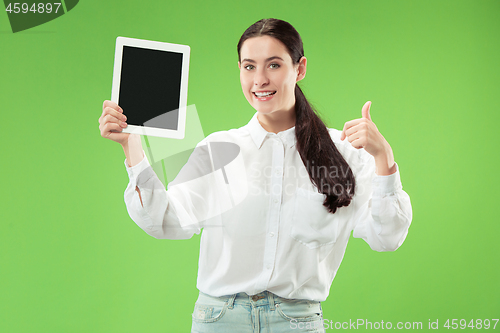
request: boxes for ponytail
[294,85,355,213]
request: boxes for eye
[269,63,280,69]
[244,64,255,70]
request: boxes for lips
[253,91,276,98]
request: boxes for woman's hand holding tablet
[99,100,128,144]
[99,100,144,167]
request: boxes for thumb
[362,101,372,121]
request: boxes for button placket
[255,138,285,291]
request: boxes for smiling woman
[98,18,412,333]
[238,35,306,132]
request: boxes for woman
[99,18,412,333]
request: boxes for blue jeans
[191,290,325,333]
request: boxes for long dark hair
[237,18,355,214]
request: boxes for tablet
[111,37,190,139]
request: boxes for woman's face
[238,36,306,118]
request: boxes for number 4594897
[5,3,62,14]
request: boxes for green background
[1,0,499,332]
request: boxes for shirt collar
[247,112,297,149]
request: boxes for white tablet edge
[111,36,190,139]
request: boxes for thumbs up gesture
[340,101,396,175]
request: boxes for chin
[261,110,280,116]
[254,107,275,115]
[251,102,276,113]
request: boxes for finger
[349,136,367,150]
[102,107,127,123]
[345,129,366,144]
[102,110,126,124]
[101,122,124,138]
[100,114,123,128]
[102,114,128,128]
[103,100,122,112]
[344,120,370,139]
[103,100,123,113]
[362,101,372,121]
[341,118,363,140]
[342,118,366,138]
[99,116,127,138]
[342,118,364,134]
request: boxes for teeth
[255,91,274,97]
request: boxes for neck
[257,110,296,134]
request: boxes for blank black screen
[118,45,183,130]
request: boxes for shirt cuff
[124,152,150,182]
[371,162,403,195]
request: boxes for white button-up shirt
[124,112,412,302]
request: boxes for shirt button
[269,232,274,237]
[267,265,272,270]
[275,169,281,176]
[274,198,279,204]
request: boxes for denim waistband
[197,290,320,311]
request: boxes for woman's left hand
[340,101,396,175]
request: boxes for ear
[238,61,241,70]
[296,56,307,82]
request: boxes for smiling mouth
[253,91,276,98]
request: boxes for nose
[254,68,269,86]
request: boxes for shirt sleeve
[350,154,413,252]
[123,153,202,240]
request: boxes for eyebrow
[241,56,284,63]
